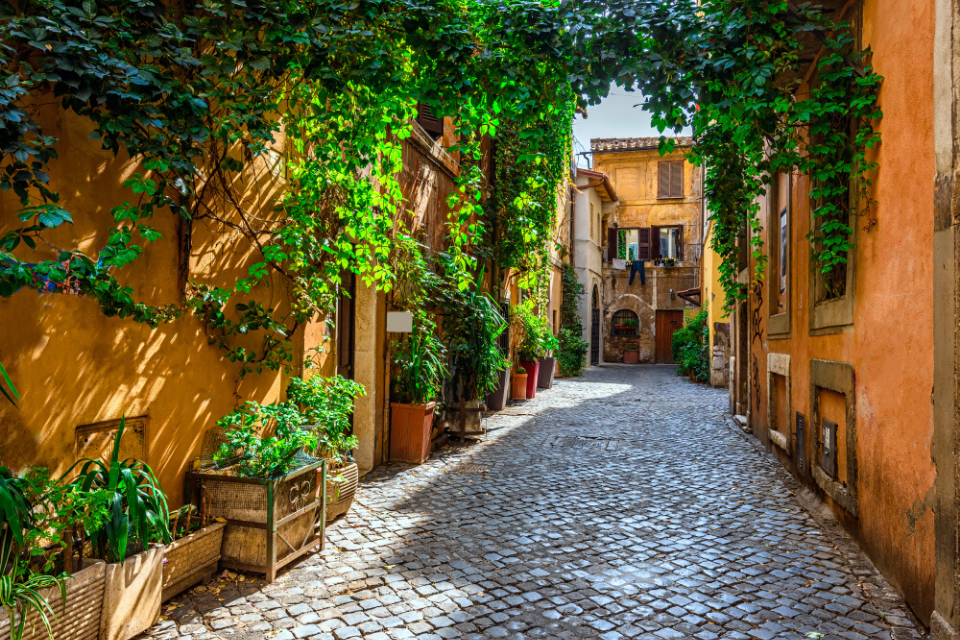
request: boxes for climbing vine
[0,0,881,375]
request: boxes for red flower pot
[520,361,540,399]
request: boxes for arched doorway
[590,285,600,365]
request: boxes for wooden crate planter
[162,521,226,602]
[0,559,104,640]
[188,460,325,582]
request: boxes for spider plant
[65,417,170,564]
[0,467,65,640]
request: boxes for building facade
[592,138,702,364]
[720,0,939,624]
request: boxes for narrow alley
[144,367,923,640]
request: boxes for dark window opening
[612,309,639,337]
[416,102,443,140]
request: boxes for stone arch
[606,293,655,332]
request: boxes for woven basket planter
[0,559,104,640]
[325,462,358,523]
[162,521,225,602]
[187,460,325,583]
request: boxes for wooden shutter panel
[670,161,683,197]
[658,162,670,198]
[607,227,618,262]
[638,227,651,260]
[651,226,661,259]
[416,103,443,135]
[676,225,684,260]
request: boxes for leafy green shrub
[215,401,317,479]
[672,307,710,382]
[515,303,551,362]
[558,263,588,377]
[391,326,448,406]
[68,417,171,563]
[287,375,364,467]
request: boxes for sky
[572,85,692,168]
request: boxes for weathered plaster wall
[747,0,937,619]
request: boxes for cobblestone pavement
[144,365,925,640]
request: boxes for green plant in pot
[214,402,317,480]
[435,257,509,437]
[390,324,448,464]
[286,375,364,520]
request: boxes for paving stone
[137,366,923,640]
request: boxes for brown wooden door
[656,310,684,363]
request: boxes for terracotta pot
[326,462,359,522]
[390,401,436,464]
[485,368,511,411]
[511,373,528,400]
[537,356,556,389]
[624,351,639,364]
[520,361,540,398]
[162,521,225,602]
[101,544,164,640]
[0,558,105,640]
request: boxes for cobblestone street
[145,365,925,640]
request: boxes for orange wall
[749,0,936,620]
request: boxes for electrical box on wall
[822,419,838,479]
[386,311,413,333]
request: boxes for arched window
[612,309,639,337]
[592,285,599,309]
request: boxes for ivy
[0,0,880,378]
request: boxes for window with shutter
[607,228,618,262]
[657,161,684,198]
[416,102,443,137]
[638,228,651,260]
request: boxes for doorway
[336,271,356,380]
[590,285,600,365]
[655,310,683,363]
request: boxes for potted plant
[511,365,528,400]
[160,504,225,602]
[435,259,509,439]
[537,331,560,390]
[516,304,546,399]
[66,417,171,640]
[390,325,447,464]
[624,347,640,364]
[288,375,364,523]
[189,401,325,583]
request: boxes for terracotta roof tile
[590,136,694,152]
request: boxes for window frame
[611,309,640,337]
[767,173,792,338]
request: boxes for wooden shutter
[676,225,684,260]
[607,227,618,262]
[670,161,683,197]
[638,227,651,260]
[651,226,661,259]
[416,103,443,136]
[658,162,670,198]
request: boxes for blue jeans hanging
[629,260,645,286]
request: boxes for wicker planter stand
[0,559,105,640]
[325,462,358,523]
[187,460,325,583]
[162,521,225,602]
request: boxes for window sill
[656,195,685,200]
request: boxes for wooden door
[656,310,684,363]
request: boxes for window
[659,227,681,260]
[658,161,684,198]
[590,203,596,242]
[415,102,443,138]
[779,209,788,295]
[611,310,639,337]
[610,226,683,262]
[767,172,791,337]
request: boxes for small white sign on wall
[386,311,414,333]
